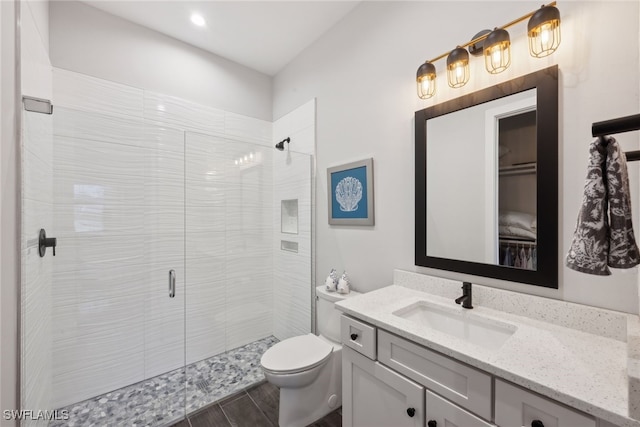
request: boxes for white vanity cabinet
[341,315,608,427]
[342,346,424,427]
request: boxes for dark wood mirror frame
[415,65,558,288]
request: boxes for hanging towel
[605,139,640,268]
[566,137,640,275]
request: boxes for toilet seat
[261,334,333,375]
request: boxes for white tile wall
[272,101,315,341]
[50,107,183,407]
[21,111,53,424]
[185,132,274,357]
[54,68,143,118]
[144,91,225,135]
[273,99,316,155]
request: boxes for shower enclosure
[20,72,313,426]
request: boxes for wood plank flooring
[171,381,342,427]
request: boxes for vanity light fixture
[415,1,560,99]
[446,47,470,88]
[484,28,511,74]
[528,4,561,58]
[416,62,436,99]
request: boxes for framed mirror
[415,65,558,288]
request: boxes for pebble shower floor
[49,336,279,427]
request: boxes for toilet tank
[316,285,361,343]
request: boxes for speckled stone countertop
[336,274,640,427]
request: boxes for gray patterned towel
[566,137,640,275]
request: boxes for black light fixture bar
[423,1,557,64]
[592,113,640,162]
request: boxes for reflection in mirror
[426,89,537,267]
[415,65,558,288]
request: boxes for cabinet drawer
[341,315,376,360]
[378,329,492,420]
[495,379,596,427]
[427,390,495,427]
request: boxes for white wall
[273,1,640,314]
[49,1,272,121]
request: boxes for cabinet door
[343,346,424,427]
[495,379,596,427]
[426,390,494,427]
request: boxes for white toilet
[260,285,360,427]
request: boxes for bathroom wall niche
[281,199,299,234]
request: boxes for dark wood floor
[171,381,342,427]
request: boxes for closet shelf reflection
[498,162,537,177]
[499,236,537,245]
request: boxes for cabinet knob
[350,333,358,341]
[531,421,544,427]
[406,408,415,417]
[427,421,437,427]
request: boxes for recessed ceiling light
[190,13,206,27]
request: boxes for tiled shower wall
[272,100,315,341]
[49,68,279,408]
[20,0,54,424]
[21,112,53,426]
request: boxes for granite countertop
[336,284,639,427]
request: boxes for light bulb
[541,25,551,45]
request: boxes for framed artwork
[327,158,374,225]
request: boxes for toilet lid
[261,334,333,373]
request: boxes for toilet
[260,285,360,427]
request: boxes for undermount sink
[392,301,516,350]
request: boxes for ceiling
[80,1,360,76]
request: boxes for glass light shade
[527,5,561,58]
[446,47,470,88]
[484,28,511,74]
[416,62,436,99]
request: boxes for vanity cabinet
[341,315,605,427]
[342,346,424,427]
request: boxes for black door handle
[531,421,544,427]
[406,408,415,417]
[38,228,57,257]
[350,333,358,340]
[427,421,437,427]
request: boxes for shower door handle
[169,269,176,298]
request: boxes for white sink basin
[392,301,516,350]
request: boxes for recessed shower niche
[281,199,299,234]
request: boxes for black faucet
[455,282,473,309]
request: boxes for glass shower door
[21,107,187,426]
